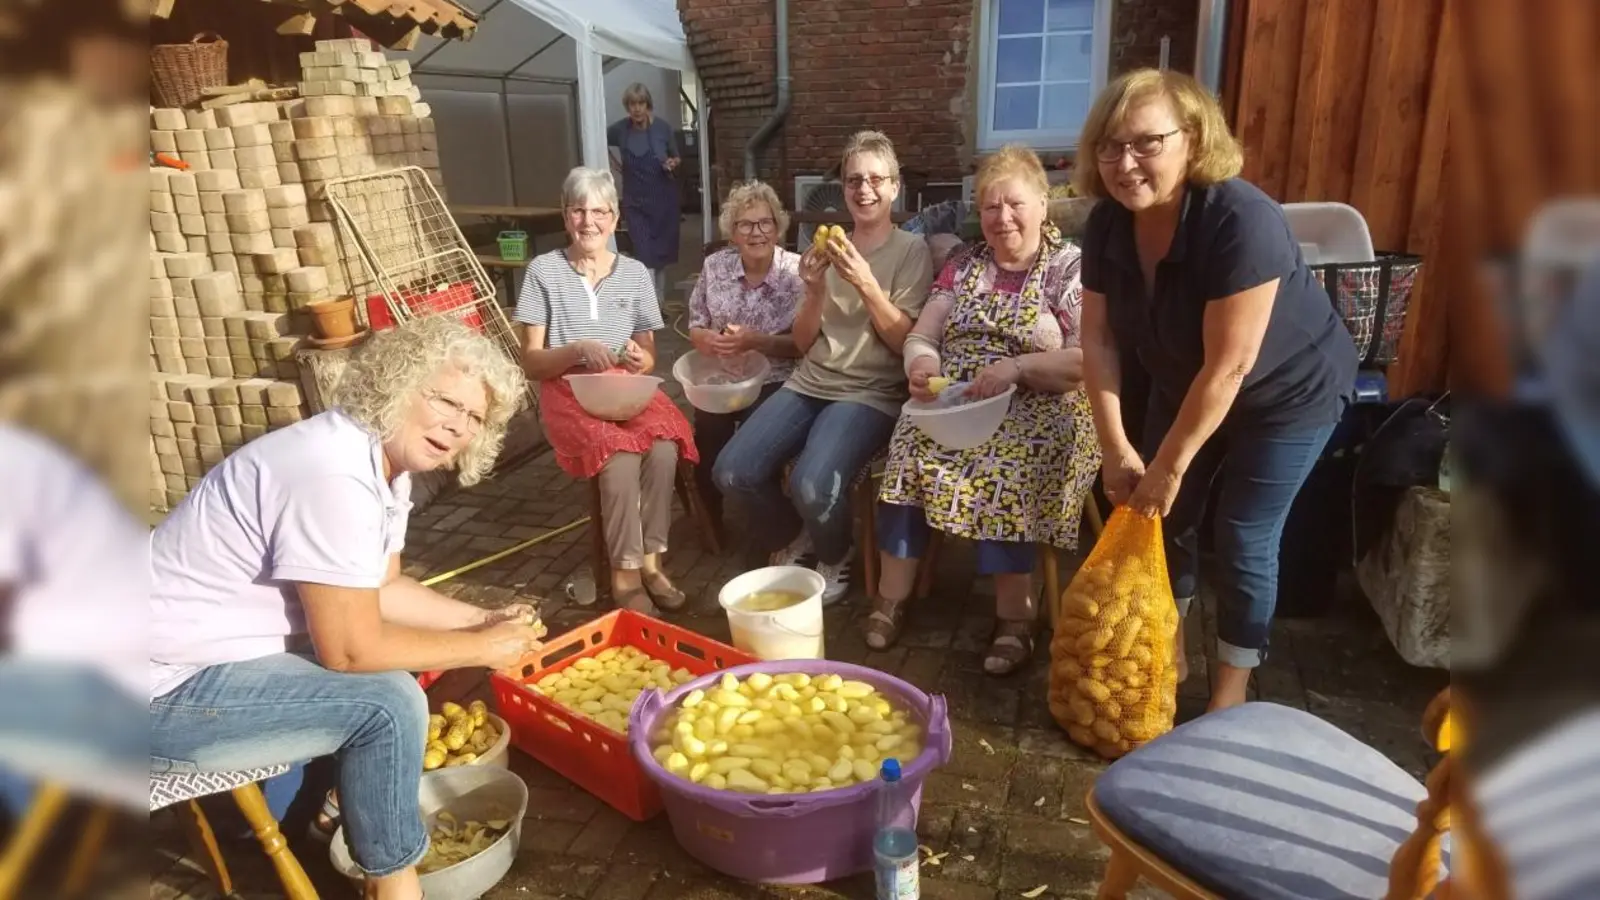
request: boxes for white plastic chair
[1282,201,1377,264]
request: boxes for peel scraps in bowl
[417,810,511,874]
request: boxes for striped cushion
[149,765,289,812]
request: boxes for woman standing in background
[608,82,682,305]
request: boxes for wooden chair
[0,783,110,899]
[149,765,318,900]
[907,496,1105,625]
[1083,689,1456,900]
[587,459,722,605]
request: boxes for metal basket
[1311,252,1423,367]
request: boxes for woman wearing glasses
[714,131,934,603]
[608,82,682,304]
[686,180,805,535]
[516,166,697,615]
[151,317,544,900]
[1076,69,1357,712]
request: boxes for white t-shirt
[149,409,413,699]
[0,425,148,700]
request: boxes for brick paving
[149,220,1447,899]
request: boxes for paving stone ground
[149,219,1447,899]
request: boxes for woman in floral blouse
[874,145,1101,675]
[686,180,805,532]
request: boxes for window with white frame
[977,0,1113,151]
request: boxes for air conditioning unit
[794,175,906,251]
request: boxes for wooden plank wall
[1228,0,1450,396]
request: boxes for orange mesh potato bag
[1048,507,1179,759]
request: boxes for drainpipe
[1194,0,1229,93]
[743,0,791,181]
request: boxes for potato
[649,672,922,794]
[527,646,689,734]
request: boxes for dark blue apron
[619,120,681,271]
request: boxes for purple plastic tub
[626,660,953,884]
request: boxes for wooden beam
[277,12,318,35]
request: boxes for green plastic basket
[497,230,529,262]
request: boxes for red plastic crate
[490,609,756,821]
[366,281,484,332]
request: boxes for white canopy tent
[397,0,714,241]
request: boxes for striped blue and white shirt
[513,249,663,350]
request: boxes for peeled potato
[648,672,922,795]
[528,646,692,735]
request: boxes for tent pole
[698,75,712,246]
[500,76,518,206]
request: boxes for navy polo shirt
[1081,178,1357,431]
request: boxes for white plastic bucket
[716,566,827,660]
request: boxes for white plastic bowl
[673,350,771,414]
[330,765,529,900]
[901,383,1016,450]
[563,373,662,421]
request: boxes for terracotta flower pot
[307,296,358,340]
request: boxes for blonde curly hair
[334,317,527,487]
[717,180,790,241]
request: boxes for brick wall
[679,0,1199,211]
[1109,0,1198,74]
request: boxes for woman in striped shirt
[515,167,697,615]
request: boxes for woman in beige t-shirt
[712,131,934,603]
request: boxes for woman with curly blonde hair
[686,179,805,533]
[150,316,546,900]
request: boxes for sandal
[642,572,688,612]
[983,618,1036,676]
[615,588,660,616]
[863,595,909,651]
[307,790,340,844]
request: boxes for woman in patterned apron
[608,83,681,305]
[874,146,1101,675]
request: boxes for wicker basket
[151,32,229,109]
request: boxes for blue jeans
[0,661,146,811]
[877,502,1036,574]
[150,654,430,877]
[1148,403,1338,668]
[713,388,897,565]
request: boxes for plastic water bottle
[873,759,920,900]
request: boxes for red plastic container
[490,609,756,821]
[366,281,484,332]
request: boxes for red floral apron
[538,369,699,479]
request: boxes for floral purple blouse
[687,246,804,385]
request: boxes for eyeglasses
[734,218,777,235]
[424,391,486,432]
[1095,129,1182,162]
[565,206,615,221]
[844,174,896,190]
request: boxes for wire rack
[322,166,534,408]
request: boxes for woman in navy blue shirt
[1075,69,1357,712]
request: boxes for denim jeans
[877,501,1036,575]
[150,653,430,877]
[713,388,897,565]
[0,661,146,811]
[1147,399,1338,668]
[693,381,783,524]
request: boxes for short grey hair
[334,316,527,487]
[561,166,618,214]
[842,129,900,180]
[718,180,790,241]
[621,82,653,109]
